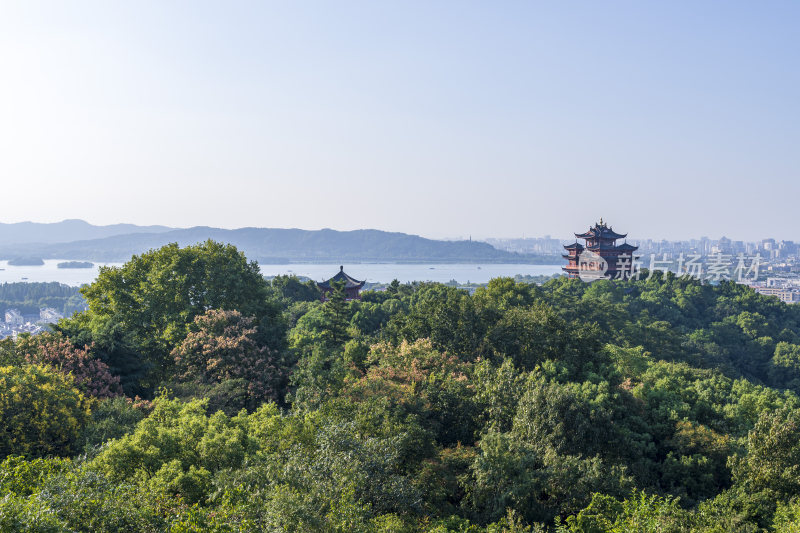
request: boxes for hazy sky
[1,1,798,241]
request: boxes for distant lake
[259,263,564,284]
[0,260,564,286]
[0,260,124,286]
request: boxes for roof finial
[340,265,344,272]
[599,217,604,226]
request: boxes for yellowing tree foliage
[0,365,91,458]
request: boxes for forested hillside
[0,226,537,263]
[2,241,800,531]
[0,282,86,316]
[0,219,172,245]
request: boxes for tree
[562,491,692,533]
[321,280,351,346]
[55,312,150,397]
[0,493,68,532]
[467,431,631,524]
[659,420,733,505]
[91,396,249,505]
[473,357,525,433]
[388,284,483,359]
[473,277,540,315]
[17,332,121,399]
[80,396,149,450]
[34,464,167,531]
[484,304,570,370]
[769,342,800,390]
[731,406,800,499]
[343,339,478,446]
[512,375,618,459]
[387,279,401,296]
[0,365,91,458]
[79,240,285,385]
[270,275,321,303]
[171,309,284,410]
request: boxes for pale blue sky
[0,1,798,241]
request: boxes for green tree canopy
[171,309,285,411]
[77,240,285,385]
[17,332,121,399]
[0,365,91,459]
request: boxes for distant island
[57,261,94,269]
[8,257,44,266]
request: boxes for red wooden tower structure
[563,219,638,280]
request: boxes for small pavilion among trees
[317,266,365,301]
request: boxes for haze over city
[1,2,798,241]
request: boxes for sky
[0,1,798,242]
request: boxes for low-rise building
[753,286,800,304]
[5,309,23,326]
[39,308,63,324]
[766,277,800,288]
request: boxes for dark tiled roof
[585,243,639,252]
[317,266,365,290]
[563,242,584,250]
[575,222,627,240]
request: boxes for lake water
[260,263,563,284]
[0,260,125,286]
[0,260,564,286]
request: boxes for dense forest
[0,282,86,317]
[2,240,800,531]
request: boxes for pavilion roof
[317,266,366,290]
[575,220,627,240]
[585,242,640,253]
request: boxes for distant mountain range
[0,220,549,264]
[0,219,173,245]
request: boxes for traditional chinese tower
[317,266,366,301]
[563,219,638,279]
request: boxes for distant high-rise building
[714,236,732,254]
[778,240,798,258]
